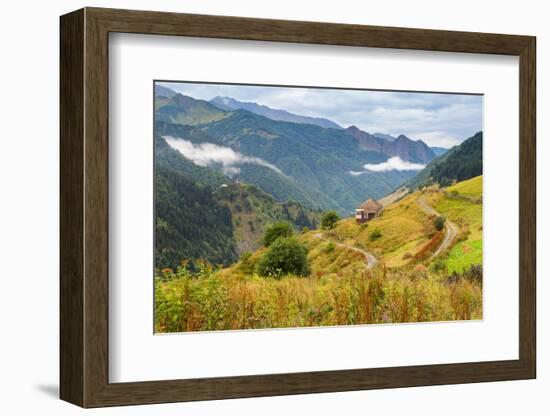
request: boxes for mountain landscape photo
[153,81,483,332]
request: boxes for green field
[445,175,483,200]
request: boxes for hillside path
[314,233,378,270]
[416,195,458,258]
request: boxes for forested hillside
[155,92,229,126]
[215,183,322,254]
[430,131,482,184]
[155,165,238,270]
[156,109,418,214]
[405,132,482,188]
[155,135,322,268]
[155,134,230,188]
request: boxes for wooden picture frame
[60,7,536,408]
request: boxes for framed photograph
[60,7,536,407]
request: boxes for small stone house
[355,198,383,224]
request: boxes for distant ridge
[374,132,397,142]
[210,96,343,130]
[155,84,177,98]
[344,126,436,164]
[156,91,229,126]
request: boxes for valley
[152,82,483,332]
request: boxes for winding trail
[314,233,378,270]
[416,196,459,258]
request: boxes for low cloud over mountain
[350,156,426,175]
[164,136,283,177]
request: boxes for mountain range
[155,111,415,214]
[344,126,435,163]
[155,88,444,211]
[156,86,448,156]
[210,95,343,129]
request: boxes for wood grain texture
[59,7,537,408]
[59,8,84,407]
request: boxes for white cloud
[350,156,426,174]
[163,136,283,177]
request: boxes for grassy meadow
[155,176,483,332]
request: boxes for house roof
[359,198,383,212]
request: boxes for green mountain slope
[155,84,177,98]
[156,123,335,209]
[155,134,230,188]
[155,92,230,126]
[405,132,482,189]
[201,111,418,213]
[155,165,238,270]
[431,132,482,183]
[155,136,323,267]
[156,111,417,214]
[215,183,322,254]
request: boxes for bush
[238,252,255,274]
[257,237,310,278]
[321,211,339,230]
[302,226,310,234]
[434,216,446,231]
[463,264,483,284]
[431,259,447,273]
[263,222,293,247]
[324,242,336,253]
[369,228,382,241]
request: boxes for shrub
[431,258,447,273]
[462,264,483,284]
[434,216,446,231]
[302,226,310,234]
[321,211,340,230]
[324,242,336,253]
[257,237,310,278]
[263,222,293,247]
[369,228,382,241]
[238,252,255,274]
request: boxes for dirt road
[416,196,458,258]
[314,233,378,269]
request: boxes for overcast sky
[159,81,483,148]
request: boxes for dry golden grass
[330,193,433,266]
[155,263,482,332]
